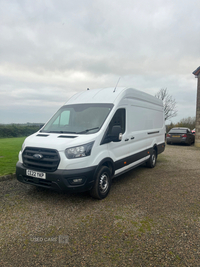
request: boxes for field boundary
[0,173,16,182]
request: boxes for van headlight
[65,141,94,159]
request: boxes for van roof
[65,87,163,106]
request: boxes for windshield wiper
[77,127,99,134]
[48,131,77,134]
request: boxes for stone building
[193,66,200,147]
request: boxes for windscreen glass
[169,129,187,134]
[41,104,113,134]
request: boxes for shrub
[0,125,40,138]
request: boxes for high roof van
[16,87,165,199]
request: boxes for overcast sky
[0,0,199,124]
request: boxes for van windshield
[41,103,113,134]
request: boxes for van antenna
[113,77,121,92]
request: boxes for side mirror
[110,125,123,142]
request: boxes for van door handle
[125,138,129,141]
[131,137,135,140]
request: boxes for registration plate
[172,135,180,138]
[26,169,46,179]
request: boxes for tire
[90,166,111,200]
[146,149,157,168]
[188,138,192,146]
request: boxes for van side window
[101,108,126,145]
[109,108,126,134]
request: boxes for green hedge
[0,125,40,138]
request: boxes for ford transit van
[16,87,165,199]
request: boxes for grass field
[0,137,26,176]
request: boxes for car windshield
[41,103,113,134]
[169,129,187,134]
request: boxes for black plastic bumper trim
[16,162,96,193]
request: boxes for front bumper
[16,162,96,192]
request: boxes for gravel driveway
[1,144,200,266]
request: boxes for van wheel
[90,166,111,200]
[146,149,157,168]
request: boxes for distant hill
[0,123,44,126]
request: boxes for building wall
[195,74,200,147]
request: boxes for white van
[16,87,165,199]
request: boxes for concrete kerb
[0,173,16,182]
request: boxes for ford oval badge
[33,153,43,159]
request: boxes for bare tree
[155,88,177,121]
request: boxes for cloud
[0,0,199,123]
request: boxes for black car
[166,127,195,146]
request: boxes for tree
[175,116,196,130]
[155,88,177,121]
[166,116,196,133]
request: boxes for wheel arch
[153,144,158,158]
[94,158,115,179]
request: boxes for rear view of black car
[166,127,195,146]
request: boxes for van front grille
[22,147,60,172]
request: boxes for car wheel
[146,149,157,168]
[90,166,111,200]
[187,138,192,146]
